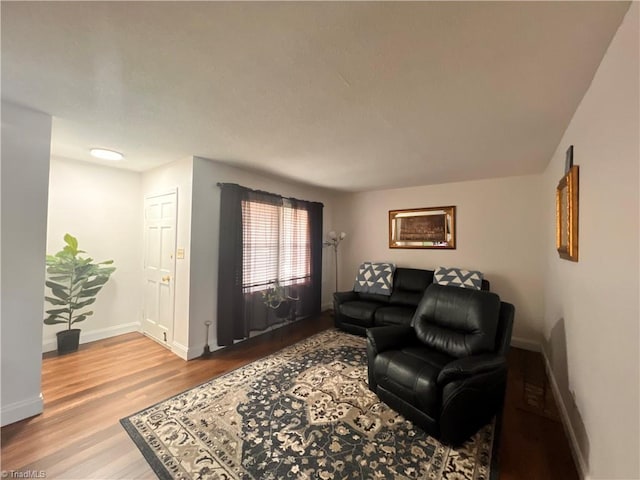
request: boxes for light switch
[176,248,185,259]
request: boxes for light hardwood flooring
[1,313,579,479]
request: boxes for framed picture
[556,165,579,261]
[389,206,456,249]
[565,145,574,174]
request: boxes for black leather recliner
[367,283,515,445]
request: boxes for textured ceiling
[1,1,630,192]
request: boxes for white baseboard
[510,335,542,352]
[541,346,589,480]
[172,340,221,361]
[1,393,43,427]
[42,322,141,353]
[171,340,189,360]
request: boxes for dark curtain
[309,200,323,314]
[217,183,324,346]
[217,184,247,346]
[290,198,323,317]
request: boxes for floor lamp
[324,231,346,293]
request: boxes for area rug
[121,329,500,480]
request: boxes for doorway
[142,189,178,347]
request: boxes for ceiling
[1,1,630,192]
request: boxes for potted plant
[261,282,298,320]
[44,234,116,354]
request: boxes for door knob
[162,275,171,282]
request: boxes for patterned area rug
[121,329,500,479]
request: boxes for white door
[143,190,177,347]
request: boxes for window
[217,182,323,345]
[242,199,310,292]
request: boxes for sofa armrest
[437,354,507,385]
[366,325,414,354]
[333,290,358,306]
[366,325,415,393]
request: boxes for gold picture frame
[389,206,456,249]
[556,165,579,261]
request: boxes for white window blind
[242,200,310,292]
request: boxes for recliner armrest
[366,325,414,354]
[437,354,507,385]
[333,291,358,305]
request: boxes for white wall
[334,174,545,345]
[1,102,52,426]
[541,4,638,480]
[189,157,337,358]
[43,157,143,352]
[141,157,193,359]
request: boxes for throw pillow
[433,266,483,290]
[353,262,396,296]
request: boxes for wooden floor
[1,313,578,479]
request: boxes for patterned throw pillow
[353,262,396,296]
[433,266,483,290]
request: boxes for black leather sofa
[333,267,489,336]
[367,284,515,445]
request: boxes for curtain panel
[217,183,323,346]
[216,184,246,346]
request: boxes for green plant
[261,282,286,309]
[261,282,297,309]
[44,234,116,330]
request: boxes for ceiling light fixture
[90,148,124,161]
